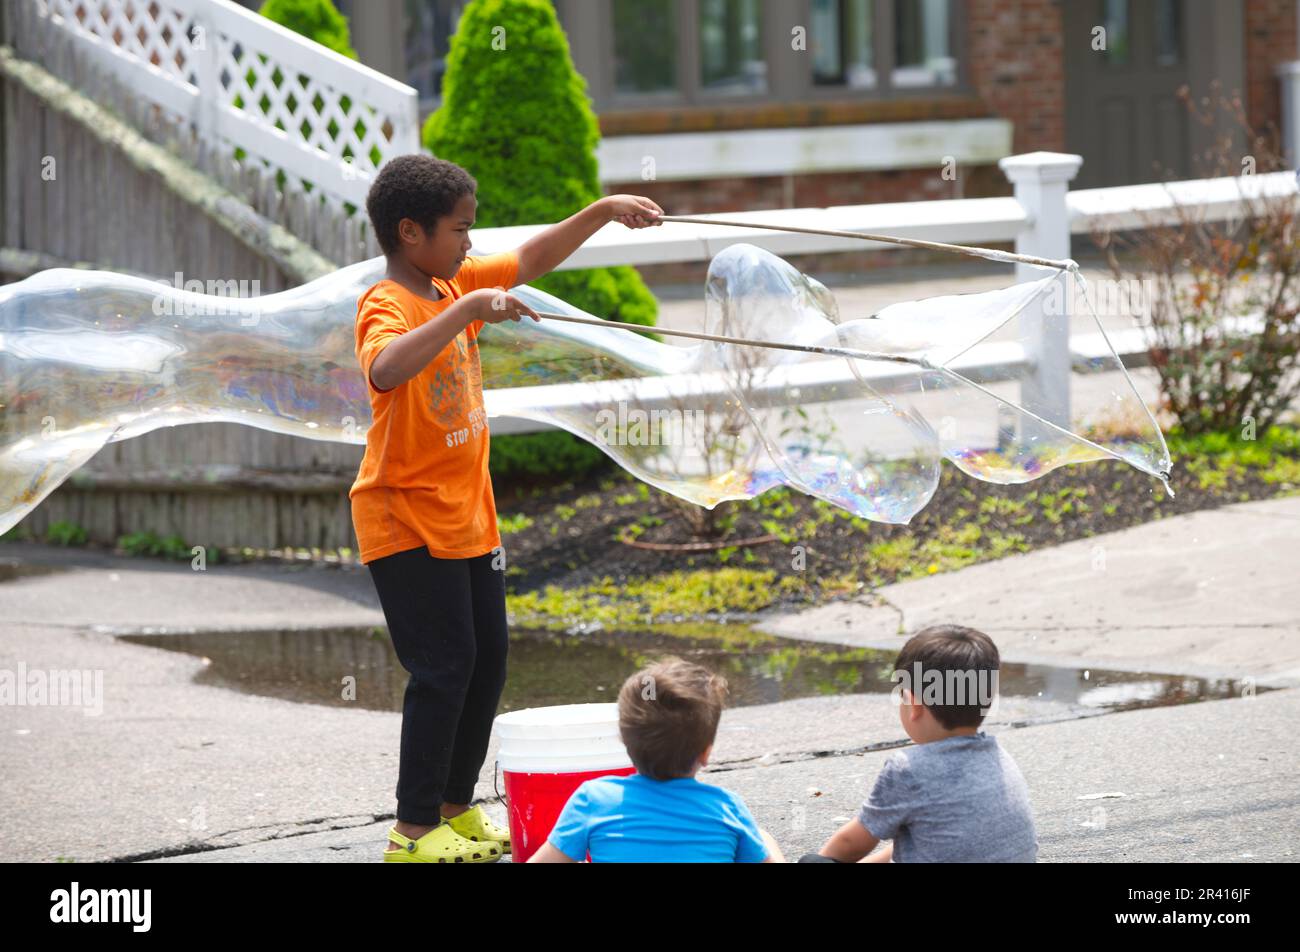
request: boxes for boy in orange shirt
[351,154,663,862]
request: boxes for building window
[811,0,876,89]
[1102,0,1130,66]
[394,0,965,113]
[891,0,956,88]
[614,0,678,93]
[698,0,766,94]
[404,0,466,110]
[1155,0,1182,67]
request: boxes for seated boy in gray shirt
[804,624,1038,863]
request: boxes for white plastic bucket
[494,703,636,861]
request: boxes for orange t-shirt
[349,250,519,563]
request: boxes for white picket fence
[32,0,419,209]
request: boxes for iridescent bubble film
[0,243,1170,535]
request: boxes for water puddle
[116,622,1265,719]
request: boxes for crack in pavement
[100,812,393,863]
[101,796,511,862]
[867,591,908,634]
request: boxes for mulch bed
[495,453,1294,599]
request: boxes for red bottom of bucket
[502,765,637,863]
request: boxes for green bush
[258,0,358,59]
[45,521,87,546]
[117,531,194,560]
[490,430,609,481]
[426,0,657,479]
[1098,89,1300,436]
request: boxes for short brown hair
[893,625,1000,730]
[617,658,728,780]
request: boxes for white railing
[471,154,1299,435]
[34,0,419,208]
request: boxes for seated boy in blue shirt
[802,624,1038,863]
[527,657,785,863]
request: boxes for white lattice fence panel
[34,0,419,208]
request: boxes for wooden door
[1064,0,1246,188]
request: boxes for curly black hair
[365,154,477,256]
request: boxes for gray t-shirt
[857,730,1037,862]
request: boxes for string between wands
[653,213,1077,272]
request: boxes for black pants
[366,546,509,825]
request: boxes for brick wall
[1245,0,1299,142]
[966,0,1067,153]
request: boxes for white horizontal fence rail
[473,156,1299,436]
[33,0,419,209]
[1066,170,1300,232]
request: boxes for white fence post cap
[999,152,1084,184]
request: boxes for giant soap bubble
[0,242,1170,536]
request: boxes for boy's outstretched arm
[819,817,881,863]
[514,194,665,286]
[368,288,538,392]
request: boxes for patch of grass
[614,483,651,506]
[508,567,812,627]
[748,487,797,519]
[978,496,1028,517]
[865,536,918,575]
[1038,487,1090,524]
[986,531,1031,559]
[760,518,798,544]
[498,512,535,534]
[1167,424,1300,463]
[866,522,1022,580]
[1262,458,1300,490]
[1164,425,1300,493]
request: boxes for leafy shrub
[45,521,87,546]
[490,430,609,481]
[258,0,358,58]
[1097,85,1299,436]
[117,531,194,560]
[426,0,659,478]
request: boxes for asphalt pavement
[1,495,1296,863]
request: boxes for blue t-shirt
[547,773,769,863]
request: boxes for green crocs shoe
[444,804,511,855]
[383,818,502,863]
